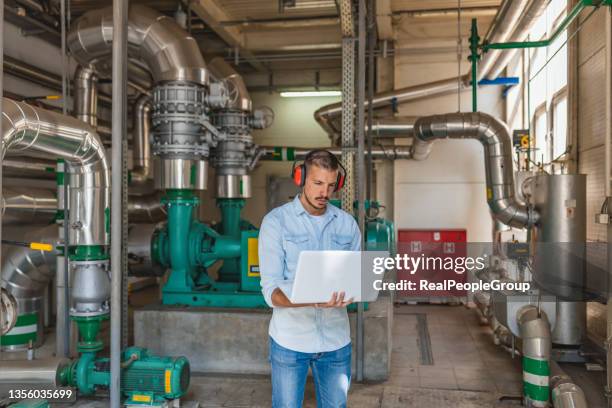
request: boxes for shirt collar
[292,194,337,221]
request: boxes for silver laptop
[289,250,389,304]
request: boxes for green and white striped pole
[0,311,37,348]
[518,305,551,407]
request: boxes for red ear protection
[290,150,346,192]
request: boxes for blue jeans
[269,337,352,408]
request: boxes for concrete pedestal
[134,294,393,381]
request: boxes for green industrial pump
[152,189,396,308]
[57,346,190,406]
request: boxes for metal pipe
[73,65,98,127]
[517,305,551,408]
[131,94,153,186]
[260,146,411,161]
[314,0,542,137]
[2,98,109,246]
[2,187,57,224]
[550,360,588,408]
[110,0,128,405]
[128,193,166,223]
[412,112,537,228]
[0,358,69,385]
[1,224,57,300]
[68,4,209,86]
[1,186,163,224]
[486,0,549,79]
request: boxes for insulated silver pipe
[2,187,57,225]
[477,0,530,81]
[314,0,543,137]
[259,146,411,161]
[2,97,109,247]
[412,112,537,228]
[315,77,460,136]
[550,360,588,408]
[74,65,98,127]
[128,193,166,223]
[517,305,551,408]
[68,4,209,86]
[131,94,153,186]
[487,0,548,79]
[0,358,69,385]
[1,186,163,224]
[1,225,57,300]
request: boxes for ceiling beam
[189,0,268,72]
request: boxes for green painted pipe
[216,198,245,282]
[469,18,480,113]
[162,189,199,292]
[483,0,592,51]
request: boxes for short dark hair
[304,150,339,173]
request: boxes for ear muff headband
[291,150,347,191]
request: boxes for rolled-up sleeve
[259,212,293,307]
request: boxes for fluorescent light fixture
[280,91,342,98]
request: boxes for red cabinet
[396,229,467,298]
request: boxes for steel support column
[110,0,128,405]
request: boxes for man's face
[303,165,339,210]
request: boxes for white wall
[392,55,504,242]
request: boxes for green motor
[60,346,190,404]
[120,347,190,403]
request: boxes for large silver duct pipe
[1,224,57,350]
[74,65,98,127]
[2,187,57,225]
[314,0,542,137]
[550,360,588,408]
[69,4,212,192]
[128,193,166,223]
[412,112,537,228]
[0,358,69,385]
[68,5,208,86]
[486,0,549,79]
[1,186,164,224]
[131,94,153,187]
[517,305,551,408]
[2,97,109,247]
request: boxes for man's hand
[314,291,354,308]
[271,289,354,308]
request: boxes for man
[259,149,361,408]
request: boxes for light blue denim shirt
[259,194,361,353]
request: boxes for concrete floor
[1,287,608,407]
[180,303,525,407]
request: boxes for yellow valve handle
[29,242,54,252]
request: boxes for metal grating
[339,0,355,37]
[341,37,355,213]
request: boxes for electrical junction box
[240,230,261,292]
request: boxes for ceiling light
[280,91,341,98]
